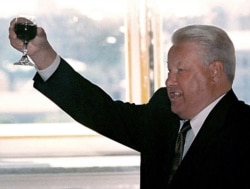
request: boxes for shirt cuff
[36,55,60,81]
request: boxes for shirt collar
[190,94,225,136]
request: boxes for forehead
[167,41,204,68]
[168,41,200,56]
[168,41,199,60]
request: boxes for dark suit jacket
[33,58,250,189]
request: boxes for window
[1,0,127,123]
[0,1,140,188]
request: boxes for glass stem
[23,42,28,56]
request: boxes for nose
[165,72,177,88]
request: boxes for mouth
[168,91,182,100]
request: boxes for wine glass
[14,16,37,66]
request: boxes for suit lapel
[171,90,238,183]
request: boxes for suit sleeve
[33,58,174,151]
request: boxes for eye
[177,68,185,73]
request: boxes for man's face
[166,41,214,119]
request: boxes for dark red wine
[14,23,37,42]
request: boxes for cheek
[183,75,208,98]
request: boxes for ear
[208,61,224,83]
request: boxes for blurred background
[0,0,250,188]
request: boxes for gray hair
[171,25,236,82]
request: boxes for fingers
[8,18,56,68]
[10,18,16,26]
[8,19,23,51]
[8,18,16,38]
[8,18,42,52]
[8,17,52,60]
[36,27,46,38]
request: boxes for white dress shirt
[37,54,60,81]
[181,94,225,158]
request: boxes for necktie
[168,120,191,183]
